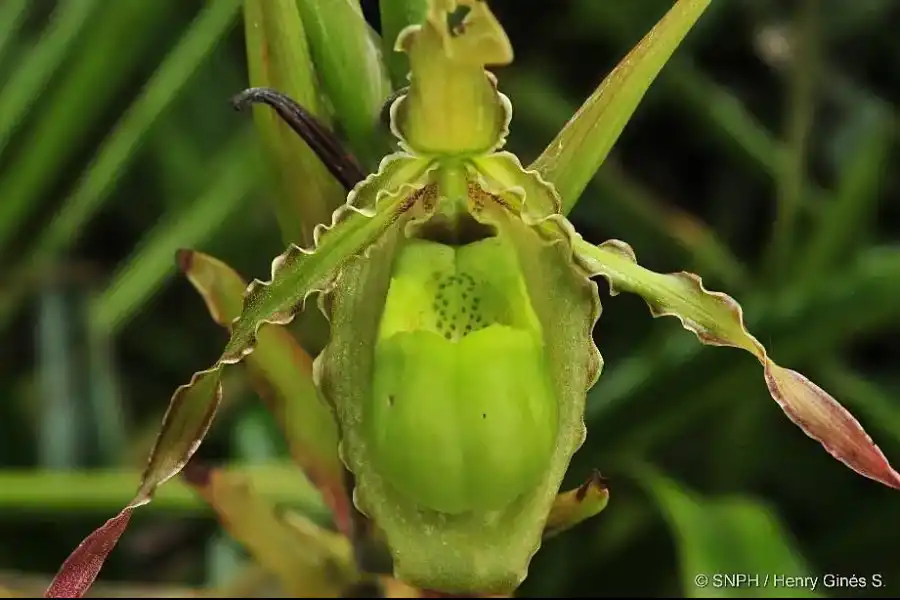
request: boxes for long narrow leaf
[797,103,893,286]
[0,0,29,67]
[0,463,327,516]
[242,0,346,246]
[295,0,392,168]
[0,0,101,152]
[0,0,174,255]
[529,0,712,214]
[30,0,243,272]
[765,0,820,280]
[45,154,430,598]
[577,0,786,183]
[90,128,260,335]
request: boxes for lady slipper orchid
[44,0,899,598]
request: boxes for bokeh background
[1,0,898,597]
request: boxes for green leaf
[529,0,712,214]
[796,102,893,287]
[29,0,243,264]
[0,0,174,255]
[574,0,788,185]
[90,128,260,335]
[295,0,392,169]
[378,0,428,88]
[764,0,820,282]
[184,465,358,597]
[242,0,346,246]
[0,0,28,66]
[178,248,351,536]
[542,470,609,539]
[0,0,100,152]
[572,235,900,492]
[635,465,820,598]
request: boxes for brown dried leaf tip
[543,470,611,539]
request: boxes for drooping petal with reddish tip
[44,508,134,599]
[45,154,431,599]
[763,364,900,490]
[572,234,900,491]
[43,369,223,599]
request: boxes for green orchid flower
[44,0,899,597]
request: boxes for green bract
[46,0,900,598]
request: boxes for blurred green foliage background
[0,0,898,597]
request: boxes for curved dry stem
[232,86,367,190]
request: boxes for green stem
[0,463,328,520]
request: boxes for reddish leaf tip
[44,509,134,599]
[175,248,194,273]
[765,364,900,492]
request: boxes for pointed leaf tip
[44,509,134,599]
[543,470,610,539]
[45,367,226,598]
[573,235,900,492]
[529,0,712,214]
[765,364,900,491]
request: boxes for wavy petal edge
[573,237,900,492]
